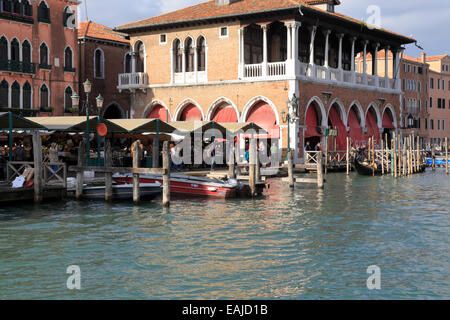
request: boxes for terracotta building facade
[78,21,131,118]
[115,0,414,163]
[427,55,450,147]
[0,0,79,116]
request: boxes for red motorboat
[112,173,246,199]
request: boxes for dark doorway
[103,104,124,119]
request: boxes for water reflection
[0,170,449,299]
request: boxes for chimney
[422,52,426,64]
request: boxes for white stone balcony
[118,72,148,92]
[243,61,287,79]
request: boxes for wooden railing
[6,161,66,187]
[6,161,34,183]
[305,151,321,165]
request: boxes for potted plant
[64,107,79,116]
[39,106,54,116]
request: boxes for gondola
[353,158,383,176]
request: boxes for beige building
[115,0,415,162]
[426,55,450,147]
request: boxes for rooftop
[115,0,414,43]
[79,21,130,45]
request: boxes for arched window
[12,0,21,15]
[0,80,8,107]
[11,81,20,108]
[197,36,206,72]
[23,82,32,109]
[135,41,144,73]
[22,40,31,63]
[40,84,49,108]
[94,48,104,78]
[1,0,12,13]
[0,36,8,61]
[40,43,49,66]
[124,52,132,73]
[174,39,182,73]
[38,1,50,23]
[64,86,73,110]
[185,38,194,72]
[10,38,19,62]
[23,0,32,17]
[64,47,73,70]
[63,6,74,28]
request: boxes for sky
[78,0,450,57]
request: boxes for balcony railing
[0,60,36,74]
[64,66,76,73]
[240,59,401,91]
[0,11,34,24]
[39,63,52,70]
[38,16,51,24]
[118,72,148,91]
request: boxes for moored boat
[354,158,382,176]
[112,173,242,199]
[82,183,162,201]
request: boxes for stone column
[182,44,186,84]
[363,40,369,85]
[262,24,268,77]
[285,22,292,61]
[238,27,245,78]
[131,52,136,74]
[373,43,380,87]
[385,46,390,88]
[338,33,344,81]
[292,22,301,75]
[351,37,356,83]
[194,44,198,83]
[308,26,317,78]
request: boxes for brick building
[78,21,131,118]
[115,0,415,162]
[357,51,430,145]
[426,55,450,147]
[0,0,79,116]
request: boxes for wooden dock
[0,185,66,204]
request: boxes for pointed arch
[39,41,49,66]
[174,98,204,121]
[133,40,145,73]
[23,81,32,109]
[382,104,397,129]
[348,100,365,128]
[197,35,207,72]
[22,39,32,64]
[207,97,239,122]
[39,83,49,109]
[11,81,20,108]
[0,79,9,108]
[328,98,347,127]
[305,96,327,127]
[184,36,194,72]
[366,102,382,129]
[10,37,20,62]
[241,95,279,124]
[94,48,105,78]
[172,38,182,73]
[103,102,125,119]
[64,46,74,70]
[143,100,172,122]
[0,35,8,61]
[64,85,73,110]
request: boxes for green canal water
[0,170,449,300]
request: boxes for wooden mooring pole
[32,132,43,203]
[432,148,436,171]
[105,140,113,202]
[288,150,294,188]
[317,151,324,189]
[249,139,256,197]
[228,147,236,179]
[346,137,350,175]
[75,140,86,200]
[446,137,449,175]
[162,141,171,207]
[132,141,140,204]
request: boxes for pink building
[0,0,79,116]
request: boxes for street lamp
[95,94,104,166]
[71,79,103,166]
[281,94,300,159]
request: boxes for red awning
[348,108,365,145]
[328,106,347,151]
[147,104,168,121]
[179,104,202,121]
[382,112,395,129]
[305,105,321,138]
[246,102,278,139]
[366,110,380,144]
[211,105,238,123]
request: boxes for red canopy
[382,111,395,129]
[246,102,279,138]
[211,105,238,123]
[147,104,169,121]
[179,104,202,121]
[305,105,321,138]
[366,110,380,145]
[328,106,347,151]
[348,108,365,146]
